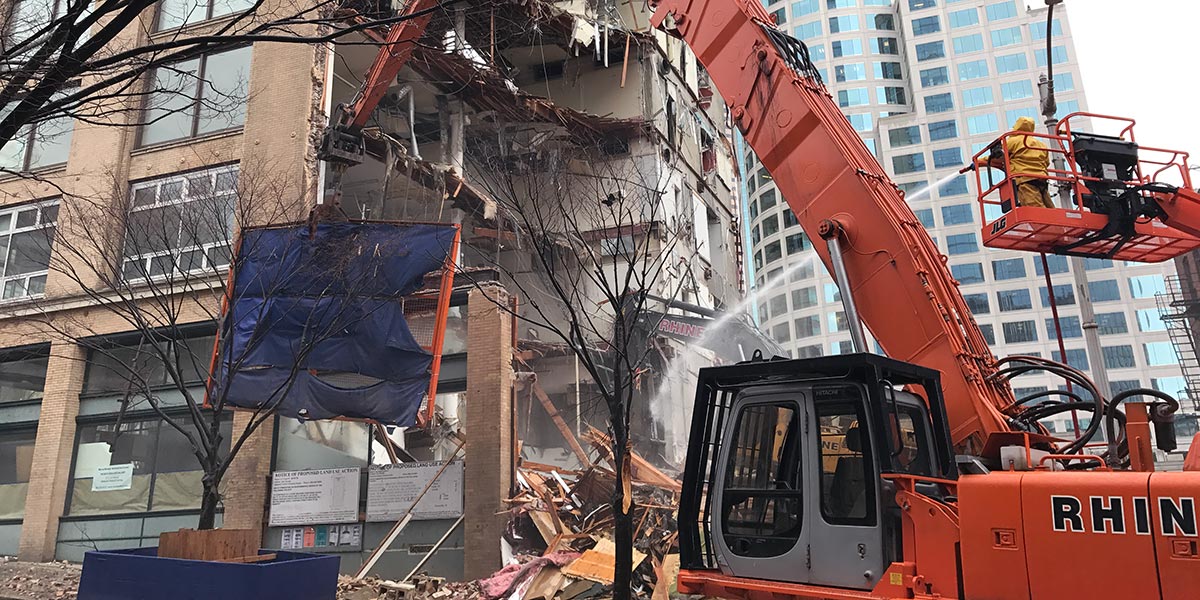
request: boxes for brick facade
[220,411,276,533]
[18,342,86,561]
[463,286,514,580]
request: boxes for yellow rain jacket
[978,116,1054,208]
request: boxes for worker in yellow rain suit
[976,116,1055,209]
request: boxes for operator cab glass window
[722,401,803,558]
[816,387,875,525]
[886,403,934,477]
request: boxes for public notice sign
[92,464,134,491]
[366,461,464,521]
[269,467,361,526]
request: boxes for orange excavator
[644,0,1200,598]
[329,0,1200,598]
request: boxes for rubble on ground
[0,557,80,600]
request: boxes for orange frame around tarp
[201,220,461,429]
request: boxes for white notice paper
[92,464,134,492]
[366,461,464,522]
[269,467,361,526]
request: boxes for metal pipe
[642,292,721,318]
[824,230,868,353]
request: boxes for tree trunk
[611,418,634,600]
[197,478,221,530]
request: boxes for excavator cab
[968,112,1200,262]
[680,353,956,592]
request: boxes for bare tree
[460,138,697,600]
[10,158,427,529]
[0,0,456,177]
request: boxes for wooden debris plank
[651,554,680,600]
[523,566,569,600]
[528,510,560,544]
[560,538,647,585]
[529,381,592,467]
[158,528,259,561]
[220,553,277,564]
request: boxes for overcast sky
[1061,1,1197,161]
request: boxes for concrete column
[219,411,275,534]
[19,342,85,561]
[463,286,513,580]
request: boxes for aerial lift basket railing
[968,112,1200,263]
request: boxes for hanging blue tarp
[212,222,457,426]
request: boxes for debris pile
[489,427,682,600]
[0,558,80,600]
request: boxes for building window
[158,0,254,30]
[914,208,934,228]
[893,153,926,174]
[1000,80,1033,101]
[948,7,978,28]
[762,214,780,238]
[997,288,1032,311]
[967,113,999,135]
[1096,312,1128,335]
[979,324,995,345]
[1030,18,1063,40]
[140,46,252,146]
[1054,100,1080,120]
[932,147,963,168]
[877,86,907,105]
[1039,283,1075,307]
[946,232,977,255]
[792,287,818,309]
[1083,257,1112,270]
[898,181,927,197]
[1035,46,1069,67]
[0,96,74,172]
[869,14,896,31]
[67,416,233,515]
[794,20,823,40]
[828,0,856,7]
[785,232,811,254]
[1089,279,1123,302]
[824,282,841,303]
[908,0,936,9]
[833,39,865,57]
[1002,320,1038,343]
[926,119,957,141]
[810,45,827,62]
[847,113,874,132]
[911,16,940,36]
[796,344,822,358]
[829,15,860,32]
[922,93,955,115]
[1005,107,1037,125]
[795,315,820,338]
[957,59,989,81]
[963,293,989,315]
[985,0,1017,21]
[764,241,783,264]
[938,174,969,196]
[1103,345,1136,370]
[995,53,1028,74]
[1152,376,1186,396]
[772,322,792,343]
[1129,274,1166,299]
[792,0,819,16]
[952,33,984,54]
[1052,348,1088,371]
[0,200,57,300]
[838,88,870,107]
[1034,254,1069,275]
[990,26,1022,47]
[889,125,922,147]
[122,166,237,281]
[828,311,849,332]
[0,429,36,519]
[874,61,903,79]
[770,294,789,317]
[759,188,778,211]
[1136,308,1166,332]
[915,40,945,61]
[950,262,984,284]
[836,63,868,82]
[830,340,855,355]
[961,86,993,108]
[0,346,48,402]
[1044,315,1082,338]
[871,37,899,54]
[783,207,800,227]
[984,259,1023,282]
[1054,72,1075,91]
[941,203,973,225]
[919,66,949,88]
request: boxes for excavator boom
[650,0,1011,450]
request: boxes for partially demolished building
[0,0,745,583]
